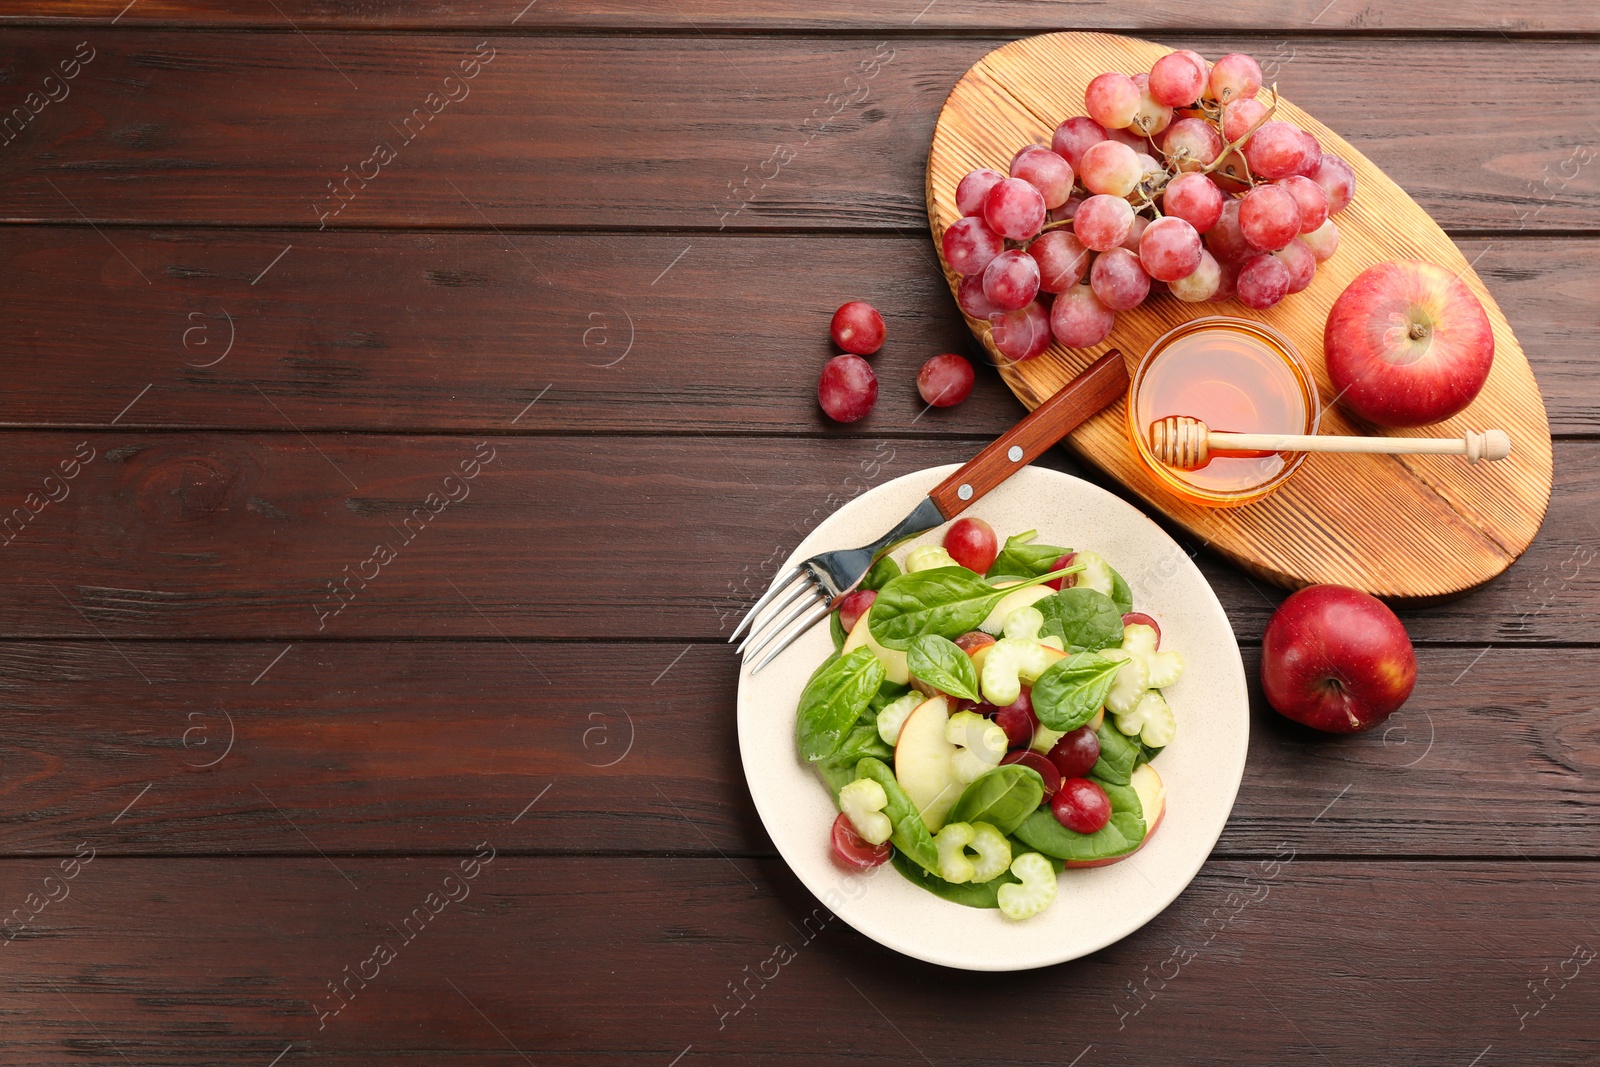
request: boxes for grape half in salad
[796,518,1182,921]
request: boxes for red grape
[1028,230,1091,293]
[1122,612,1161,644]
[990,301,1052,361]
[1176,49,1210,75]
[1047,195,1083,223]
[1163,172,1224,232]
[1235,253,1291,309]
[1078,140,1141,197]
[1311,153,1356,214]
[1291,131,1323,177]
[1149,51,1208,107]
[836,589,876,633]
[956,167,1006,217]
[954,631,996,655]
[982,248,1042,311]
[1128,73,1173,138]
[917,354,975,409]
[1300,218,1339,262]
[942,216,1004,275]
[1050,284,1116,348]
[831,812,890,870]
[1072,193,1135,251]
[1238,183,1301,251]
[956,271,1004,319]
[1085,71,1141,129]
[1119,213,1149,253]
[1139,216,1203,282]
[1011,147,1074,209]
[1045,552,1077,591]
[991,691,1038,749]
[1204,198,1257,263]
[1274,238,1317,294]
[1134,152,1165,187]
[829,301,885,355]
[1052,778,1111,833]
[1207,52,1262,103]
[1090,247,1151,311]
[1168,249,1222,302]
[1211,256,1239,302]
[1010,143,1047,168]
[1104,125,1147,151]
[1221,97,1269,144]
[1277,174,1328,234]
[1000,750,1061,799]
[1161,117,1223,172]
[1051,116,1108,169]
[1047,726,1101,778]
[1243,121,1312,181]
[817,355,878,422]
[983,178,1047,241]
[943,516,998,572]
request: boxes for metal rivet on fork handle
[957,483,973,501]
[1007,446,1023,462]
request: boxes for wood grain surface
[0,6,1594,1065]
[927,32,1554,598]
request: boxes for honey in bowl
[1128,317,1321,507]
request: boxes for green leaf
[869,566,1069,651]
[947,764,1046,835]
[1137,741,1164,767]
[815,725,893,799]
[829,609,847,651]
[795,648,885,762]
[867,678,912,718]
[890,838,1063,909]
[1109,565,1134,615]
[985,529,1070,581]
[861,555,902,592]
[855,757,939,875]
[1037,587,1124,653]
[1031,652,1123,731]
[1090,719,1141,785]
[906,634,980,701]
[1011,779,1146,863]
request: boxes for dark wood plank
[1,33,1596,231]
[1,856,1595,1063]
[7,0,1597,31]
[0,642,1594,857]
[3,231,1594,434]
[0,434,1592,640]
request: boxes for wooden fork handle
[930,351,1128,520]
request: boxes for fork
[731,350,1128,673]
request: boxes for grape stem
[1196,83,1281,187]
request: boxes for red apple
[1261,584,1416,733]
[1323,260,1494,428]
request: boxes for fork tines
[730,564,834,674]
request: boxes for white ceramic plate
[736,464,1249,971]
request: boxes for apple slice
[892,695,961,832]
[977,582,1055,635]
[1129,762,1166,840]
[842,611,909,685]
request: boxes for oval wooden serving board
[927,32,1553,599]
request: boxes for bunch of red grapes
[943,50,1358,361]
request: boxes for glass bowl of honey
[1127,316,1322,508]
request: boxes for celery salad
[797,519,1181,921]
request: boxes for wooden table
[0,4,1595,1064]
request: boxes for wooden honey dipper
[1148,415,1511,471]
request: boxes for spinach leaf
[890,837,1063,909]
[1012,779,1146,862]
[829,609,847,651]
[861,554,902,592]
[795,647,885,762]
[907,635,980,701]
[1109,565,1134,614]
[985,529,1070,581]
[815,725,893,799]
[1037,587,1124,653]
[869,566,1063,651]
[947,764,1045,835]
[1090,719,1142,784]
[855,757,939,874]
[867,678,912,718]
[1137,741,1164,767]
[1031,652,1123,731]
